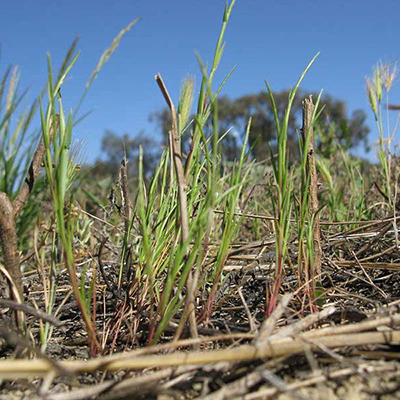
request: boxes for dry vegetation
[1,2,400,399]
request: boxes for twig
[328,217,397,239]
[0,299,63,327]
[354,221,391,257]
[334,260,400,271]
[213,211,396,226]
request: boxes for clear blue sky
[1,0,400,163]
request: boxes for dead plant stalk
[0,115,58,300]
[155,73,198,340]
[1,329,400,378]
[301,97,322,277]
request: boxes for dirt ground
[1,217,400,399]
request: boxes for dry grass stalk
[1,322,400,378]
[118,151,132,233]
[301,96,322,276]
[0,115,58,300]
[86,18,141,90]
[255,293,292,344]
[117,151,133,287]
[200,364,275,400]
[304,314,400,338]
[46,366,198,400]
[155,73,198,341]
[269,305,336,340]
[334,261,400,271]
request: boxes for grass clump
[1,3,400,398]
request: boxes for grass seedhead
[366,61,399,209]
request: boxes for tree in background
[94,130,161,177]
[151,89,370,161]
[94,89,370,177]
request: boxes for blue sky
[1,0,400,163]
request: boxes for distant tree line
[93,131,160,178]
[94,89,370,177]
